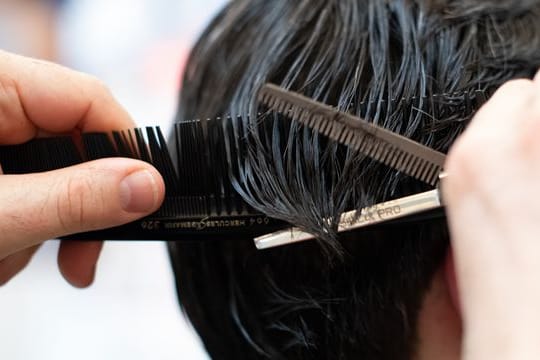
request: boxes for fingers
[0,241,104,288]
[443,76,540,260]
[0,158,164,258]
[58,241,103,288]
[0,241,102,288]
[442,72,540,346]
[0,245,40,286]
[0,51,152,287]
[0,50,134,144]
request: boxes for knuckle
[55,174,97,232]
[84,74,113,97]
[0,74,18,106]
[508,91,540,157]
[0,75,33,143]
[491,79,535,108]
[445,135,488,194]
[497,78,534,95]
[471,79,535,128]
[516,113,540,157]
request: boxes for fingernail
[119,170,158,213]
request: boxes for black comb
[258,84,449,186]
[0,119,288,241]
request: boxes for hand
[0,50,165,288]
[443,70,540,359]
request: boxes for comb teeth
[332,126,444,186]
[0,137,82,174]
[172,118,250,217]
[258,84,447,186]
[0,120,260,219]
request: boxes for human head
[169,1,540,358]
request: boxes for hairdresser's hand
[0,50,165,288]
[443,70,540,359]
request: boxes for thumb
[0,158,164,256]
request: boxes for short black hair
[169,1,540,359]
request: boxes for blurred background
[0,0,228,359]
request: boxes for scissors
[253,84,485,249]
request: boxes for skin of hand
[443,69,540,359]
[0,50,165,288]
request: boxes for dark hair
[169,1,540,359]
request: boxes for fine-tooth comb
[0,118,288,241]
[254,84,487,249]
[258,83,448,186]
